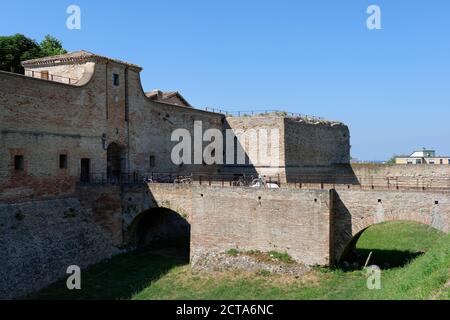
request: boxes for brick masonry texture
[331,189,450,263]
[0,198,113,299]
[1,54,449,298]
[0,56,351,202]
[190,186,331,267]
[190,186,449,268]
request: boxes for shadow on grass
[31,246,188,300]
[338,248,424,272]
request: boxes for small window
[14,155,24,171]
[41,71,49,80]
[440,159,444,165]
[149,155,156,168]
[59,154,68,169]
[113,73,120,86]
[429,160,435,165]
[415,159,421,164]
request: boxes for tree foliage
[0,34,67,74]
[40,35,67,57]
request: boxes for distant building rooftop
[145,90,192,108]
[394,148,450,165]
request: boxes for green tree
[0,34,42,73]
[386,155,397,164]
[40,35,67,57]
[0,34,67,74]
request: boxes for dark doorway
[107,143,124,183]
[80,158,90,182]
[127,208,190,261]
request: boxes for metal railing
[77,171,450,191]
[203,108,328,121]
[25,69,78,85]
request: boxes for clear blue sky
[1,0,450,160]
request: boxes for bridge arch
[337,218,445,265]
[331,189,449,265]
[124,207,190,256]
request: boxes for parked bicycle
[174,174,193,184]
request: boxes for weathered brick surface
[77,185,124,247]
[331,189,450,263]
[223,116,350,182]
[0,65,107,202]
[0,198,114,299]
[0,61,225,203]
[1,56,352,202]
[284,118,350,167]
[3,53,450,298]
[190,186,331,266]
[76,184,194,247]
[351,163,450,178]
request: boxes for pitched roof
[145,90,192,107]
[21,50,142,71]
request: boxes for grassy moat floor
[34,221,450,300]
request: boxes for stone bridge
[78,183,450,267]
[1,181,449,299]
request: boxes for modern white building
[395,149,450,165]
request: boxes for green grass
[267,251,295,264]
[33,250,185,300]
[34,221,450,300]
[225,248,239,257]
[225,249,295,264]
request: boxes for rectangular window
[59,154,68,169]
[415,159,421,164]
[41,70,49,80]
[429,160,435,164]
[14,155,24,171]
[149,155,156,168]
[80,158,91,183]
[440,159,443,165]
[113,73,120,86]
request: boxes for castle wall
[190,186,331,267]
[348,164,450,189]
[223,116,284,179]
[223,116,351,182]
[284,118,350,167]
[126,69,225,175]
[283,119,350,183]
[0,66,107,203]
[0,197,114,299]
[351,163,450,179]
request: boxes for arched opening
[107,142,125,183]
[126,208,190,261]
[338,220,445,270]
